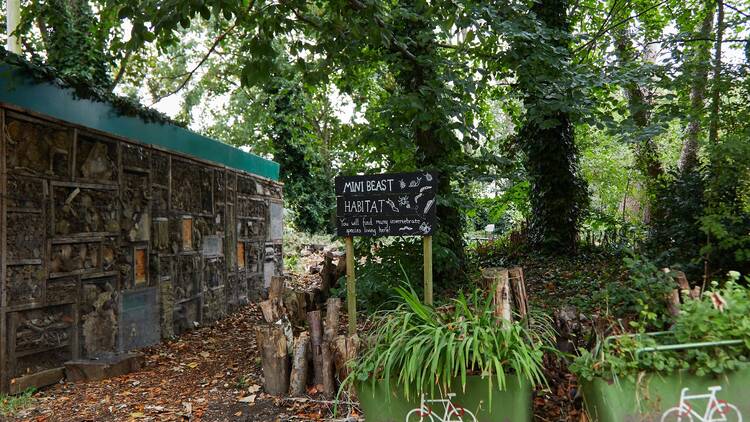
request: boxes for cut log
[324,297,341,341]
[690,286,701,300]
[675,271,690,292]
[333,334,361,384]
[308,310,324,386]
[493,268,512,323]
[255,324,290,395]
[668,289,681,317]
[283,290,308,326]
[259,299,284,324]
[509,267,529,322]
[269,275,285,301]
[289,331,311,396]
[320,253,335,296]
[321,341,335,398]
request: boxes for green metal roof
[0,63,279,181]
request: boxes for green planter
[580,336,750,421]
[356,375,532,422]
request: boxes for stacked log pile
[255,276,359,398]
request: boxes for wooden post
[345,237,356,336]
[423,236,433,306]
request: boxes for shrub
[572,273,750,382]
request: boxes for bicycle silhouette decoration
[405,392,477,422]
[661,386,742,422]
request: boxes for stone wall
[0,107,283,393]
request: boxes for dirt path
[12,304,359,422]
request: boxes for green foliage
[0,388,36,416]
[572,275,750,382]
[332,238,430,312]
[347,285,554,401]
[593,252,676,330]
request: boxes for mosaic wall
[0,108,283,392]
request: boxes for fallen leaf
[187,362,199,369]
[239,394,256,403]
[199,351,211,358]
[130,412,145,418]
[234,411,243,416]
[247,384,261,394]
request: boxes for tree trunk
[708,0,724,144]
[255,325,290,395]
[289,332,310,396]
[679,10,715,173]
[307,310,324,386]
[515,0,588,252]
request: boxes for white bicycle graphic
[405,392,477,422]
[661,386,742,422]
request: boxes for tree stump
[255,324,290,395]
[289,331,310,396]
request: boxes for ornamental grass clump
[349,285,555,401]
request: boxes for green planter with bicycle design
[356,374,532,422]
[579,337,750,422]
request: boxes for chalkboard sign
[335,172,437,237]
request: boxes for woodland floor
[9,303,361,422]
[4,248,608,422]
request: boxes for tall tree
[678,3,716,173]
[515,0,589,251]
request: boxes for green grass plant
[347,284,555,402]
[0,388,35,416]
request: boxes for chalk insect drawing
[419,222,432,234]
[385,198,400,212]
[660,386,742,422]
[400,179,407,189]
[405,393,476,422]
[399,195,411,208]
[409,176,423,188]
[415,186,433,205]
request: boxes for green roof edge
[0,63,279,181]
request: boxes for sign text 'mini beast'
[335,172,438,237]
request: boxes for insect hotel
[0,58,283,393]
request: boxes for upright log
[509,267,529,322]
[333,334,361,384]
[494,268,512,323]
[255,325,290,395]
[269,275,285,301]
[324,298,341,340]
[307,310,324,386]
[321,341,335,398]
[289,332,310,396]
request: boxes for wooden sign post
[335,172,438,326]
[344,237,357,335]
[423,236,433,306]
